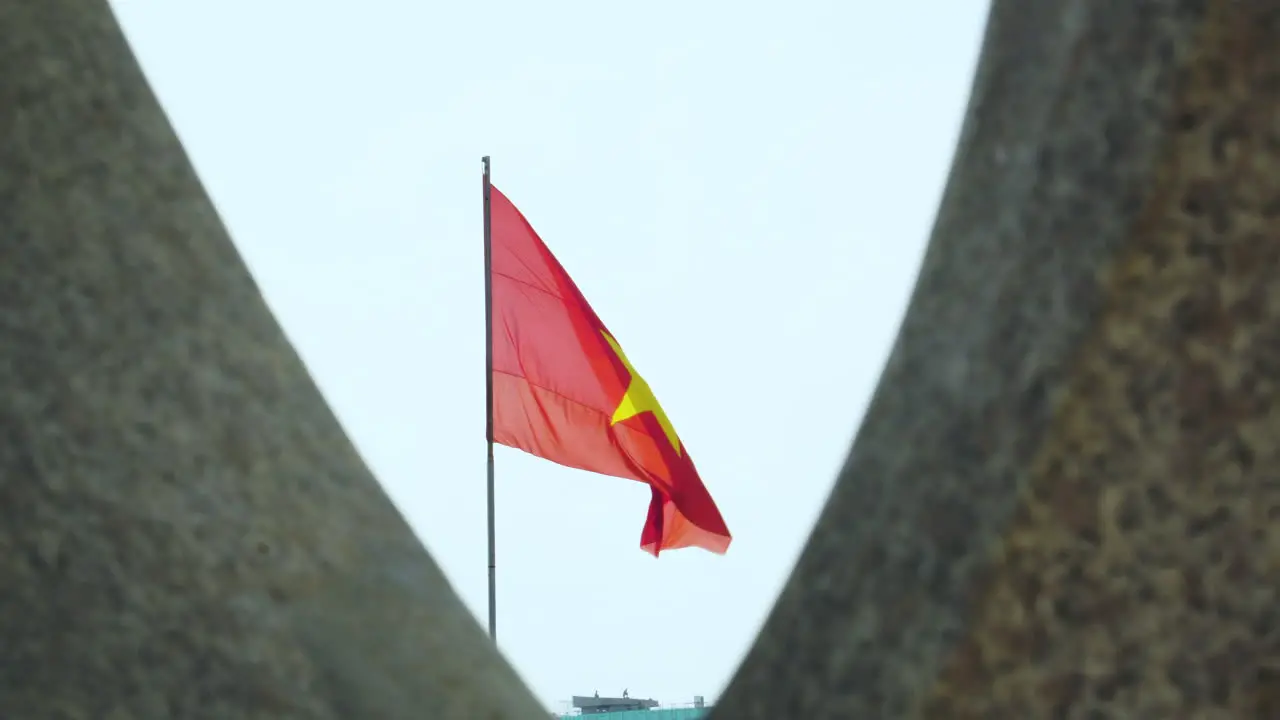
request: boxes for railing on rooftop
[556,702,710,719]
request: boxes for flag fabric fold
[488,185,731,556]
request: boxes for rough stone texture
[715,0,1280,717]
[0,2,544,718]
[6,0,1280,718]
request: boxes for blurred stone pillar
[0,2,544,717]
[715,1,1280,717]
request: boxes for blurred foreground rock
[717,1,1280,717]
[1,2,542,718]
[2,0,1278,718]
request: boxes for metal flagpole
[482,156,497,642]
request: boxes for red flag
[488,186,731,555]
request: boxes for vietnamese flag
[487,185,731,556]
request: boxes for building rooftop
[572,694,658,713]
[556,693,709,719]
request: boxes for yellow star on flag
[601,330,682,455]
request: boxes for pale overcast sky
[111,1,989,713]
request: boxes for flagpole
[482,155,497,642]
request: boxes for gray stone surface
[0,2,543,718]
[716,0,1280,717]
[5,0,1279,718]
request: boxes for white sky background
[110,1,989,712]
